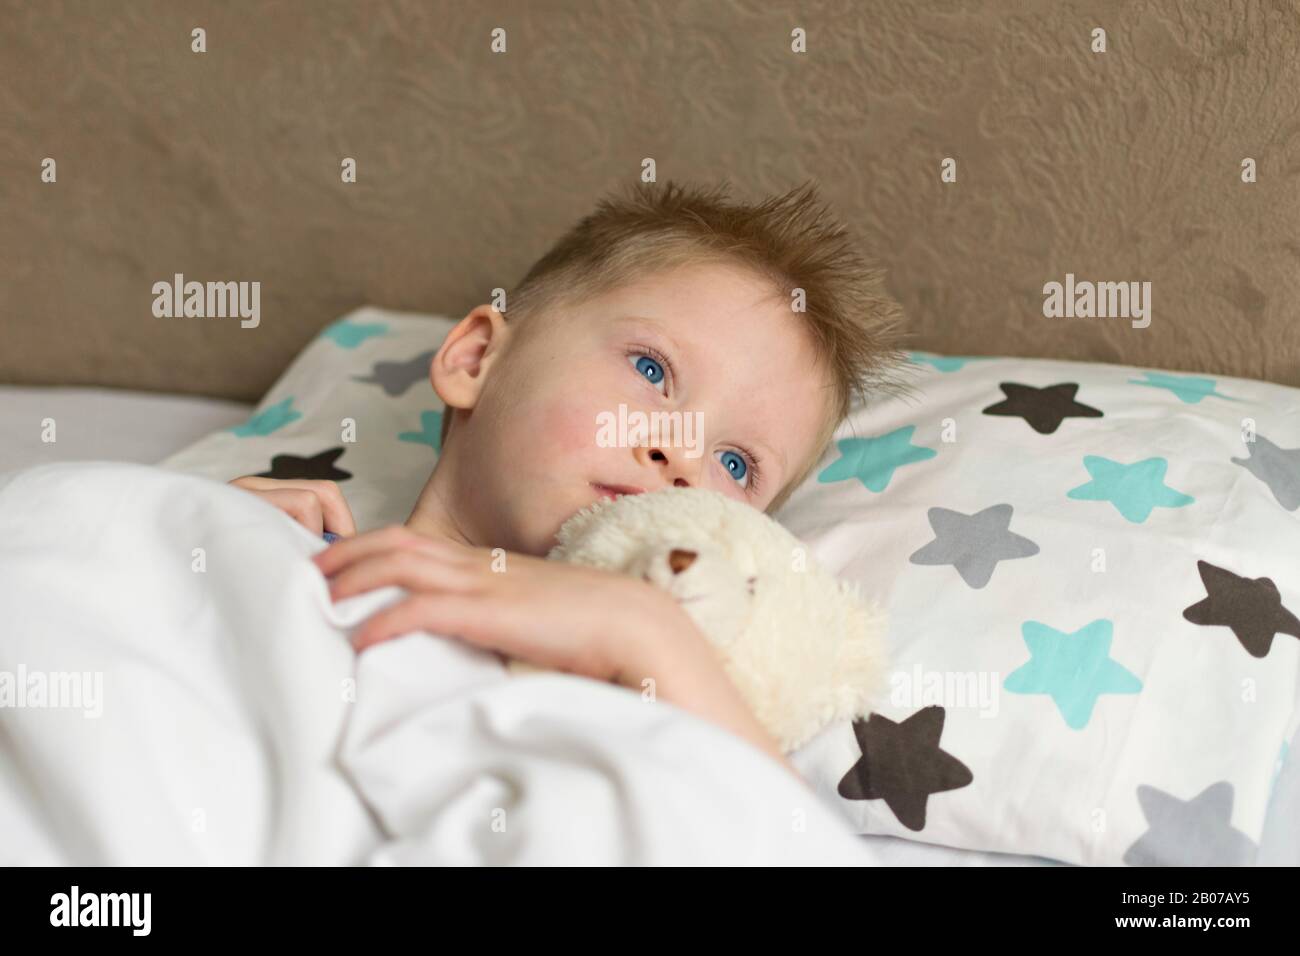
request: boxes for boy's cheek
[535,397,608,458]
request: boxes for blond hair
[441,178,915,512]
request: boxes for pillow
[159,306,456,531]
[162,308,1300,865]
[778,352,1300,866]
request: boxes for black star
[982,382,1103,434]
[837,705,973,832]
[255,447,353,481]
[1182,560,1300,658]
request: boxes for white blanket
[0,461,878,865]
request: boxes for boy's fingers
[352,593,479,653]
[327,549,479,601]
[232,477,356,536]
[309,482,357,537]
[230,475,292,492]
[312,525,436,575]
[264,488,324,534]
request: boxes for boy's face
[429,260,834,556]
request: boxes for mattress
[1,384,1295,866]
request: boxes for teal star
[320,319,389,349]
[1004,619,1143,729]
[908,351,989,373]
[817,425,937,492]
[1067,455,1194,522]
[1127,371,1235,404]
[228,396,302,437]
[398,409,443,452]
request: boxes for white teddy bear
[508,486,890,754]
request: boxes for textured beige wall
[1,0,1297,400]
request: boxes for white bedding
[0,385,253,474]
[0,460,883,866]
[3,384,1295,865]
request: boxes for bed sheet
[0,385,253,473]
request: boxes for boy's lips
[591,482,646,500]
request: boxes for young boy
[230,179,910,777]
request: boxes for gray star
[1122,782,1258,866]
[351,350,436,396]
[908,503,1039,588]
[1232,434,1300,511]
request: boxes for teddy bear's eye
[746,576,756,596]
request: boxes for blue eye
[630,354,666,390]
[718,449,748,485]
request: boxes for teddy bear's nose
[668,549,697,574]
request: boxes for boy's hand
[314,525,806,779]
[311,525,672,683]
[227,476,357,538]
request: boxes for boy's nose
[636,445,701,489]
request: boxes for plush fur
[508,486,890,753]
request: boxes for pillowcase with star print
[775,351,1300,867]
[158,305,456,531]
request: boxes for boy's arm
[312,527,805,784]
[608,599,807,783]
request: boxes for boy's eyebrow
[619,314,787,476]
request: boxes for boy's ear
[430,304,512,418]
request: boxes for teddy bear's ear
[668,549,697,574]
